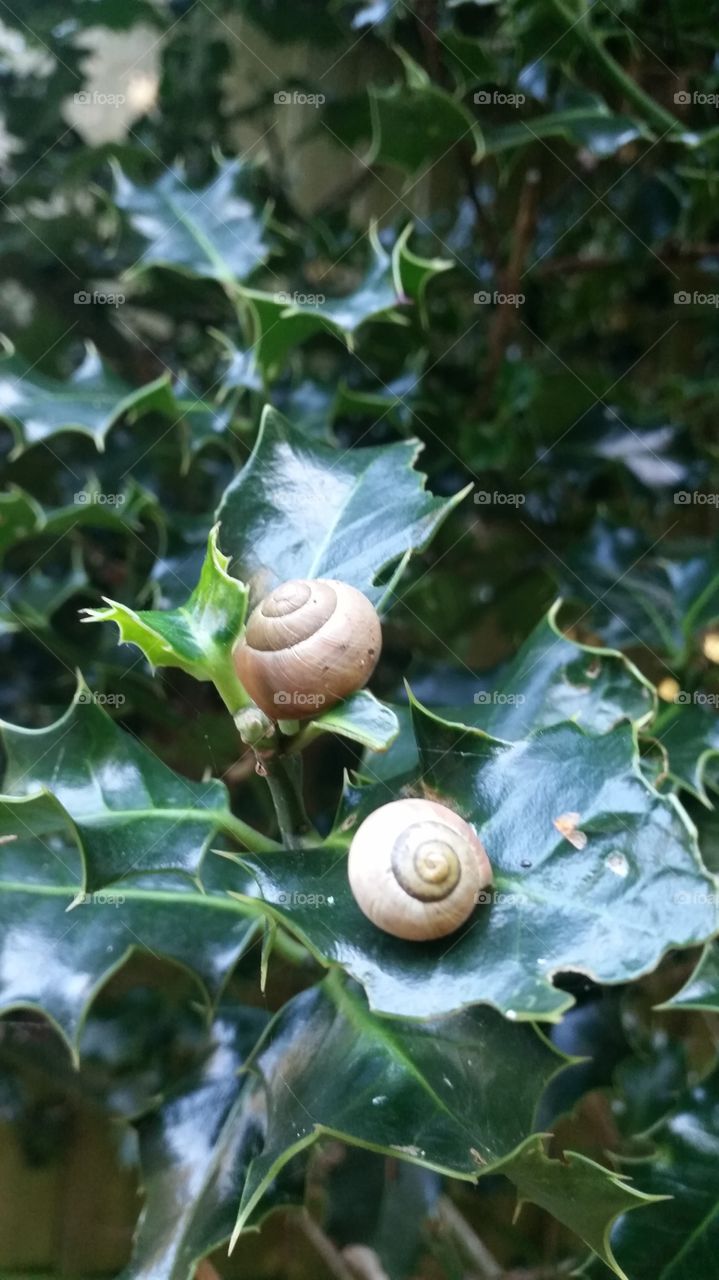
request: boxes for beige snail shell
[347,798,492,941]
[233,578,382,721]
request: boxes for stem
[549,0,683,136]
[211,661,251,716]
[218,810,282,853]
[255,749,318,848]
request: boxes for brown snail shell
[233,578,381,720]
[347,798,492,941]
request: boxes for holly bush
[2,2,719,1278]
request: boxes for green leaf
[496,1139,662,1280]
[216,404,468,607]
[651,700,719,805]
[483,101,646,159]
[237,226,444,377]
[0,343,169,453]
[604,1066,719,1280]
[364,602,656,782]
[561,520,719,656]
[659,942,719,1013]
[235,705,717,1020]
[0,818,259,1053]
[312,689,400,752]
[0,678,275,893]
[368,82,483,172]
[114,157,270,285]
[81,525,249,714]
[232,972,566,1242]
[120,1005,301,1280]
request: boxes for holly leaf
[651,700,719,804]
[602,1066,719,1280]
[560,520,719,656]
[237,226,449,377]
[81,525,249,714]
[216,404,468,607]
[368,82,483,172]
[483,98,646,160]
[0,344,169,453]
[120,1005,302,1280]
[0,816,259,1053]
[232,973,566,1240]
[364,602,656,782]
[114,157,270,285]
[235,703,717,1020]
[659,942,719,1013]
[312,690,400,752]
[0,678,274,893]
[496,1139,662,1280]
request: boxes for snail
[347,798,492,941]
[234,578,382,720]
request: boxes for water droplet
[372,1095,388,1106]
[521,859,532,868]
[606,851,629,877]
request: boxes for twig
[299,1212,357,1280]
[254,747,318,848]
[436,1195,503,1279]
[482,167,541,401]
[534,241,719,277]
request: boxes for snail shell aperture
[233,578,382,720]
[347,797,492,941]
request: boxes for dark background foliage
[1,0,719,1277]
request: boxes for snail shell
[348,798,492,941]
[234,578,381,720]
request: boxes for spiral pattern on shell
[233,578,382,720]
[348,797,492,941]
